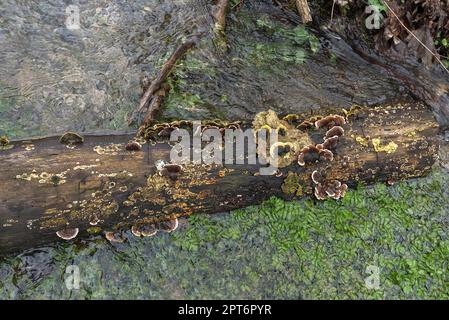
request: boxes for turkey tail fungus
[0,102,440,255]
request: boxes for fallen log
[0,102,439,254]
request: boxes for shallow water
[0,0,408,139]
[1,168,449,299]
[1,0,448,299]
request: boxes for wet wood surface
[0,102,440,254]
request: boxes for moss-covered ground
[1,168,448,300]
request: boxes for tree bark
[214,0,230,31]
[296,0,312,24]
[0,102,439,254]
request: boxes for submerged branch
[128,39,197,126]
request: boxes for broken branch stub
[296,0,312,24]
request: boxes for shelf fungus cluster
[56,228,79,240]
[104,218,179,243]
[278,113,349,201]
[253,110,313,168]
[311,170,348,200]
[138,119,242,143]
[298,115,345,166]
[130,218,179,238]
[310,115,347,200]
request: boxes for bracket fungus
[311,170,348,201]
[105,231,125,243]
[56,228,79,240]
[324,126,345,139]
[315,115,346,129]
[125,140,142,151]
[156,218,179,233]
[158,126,177,139]
[297,145,320,166]
[131,224,158,237]
[317,135,339,150]
[297,144,335,165]
[159,164,183,181]
[319,148,334,162]
[311,170,324,185]
[59,132,84,146]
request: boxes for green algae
[1,168,449,299]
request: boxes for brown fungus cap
[315,115,346,129]
[319,149,334,162]
[314,180,348,201]
[317,136,339,150]
[297,145,320,166]
[157,218,179,233]
[314,184,328,200]
[332,183,348,200]
[125,140,142,151]
[324,180,342,197]
[131,224,158,237]
[141,224,158,237]
[325,126,345,139]
[131,225,142,237]
[297,120,314,131]
[59,132,84,145]
[311,170,324,185]
[56,228,79,240]
[105,231,125,243]
[159,164,183,181]
[158,127,177,138]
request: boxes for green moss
[245,15,320,69]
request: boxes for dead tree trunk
[296,0,312,24]
[0,102,439,254]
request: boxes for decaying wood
[213,0,230,31]
[141,83,171,127]
[128,39,197,125]
[0,102,439,254]
[295,0,312,24]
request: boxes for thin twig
[330,0,336,25]
[128,39,197,125]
